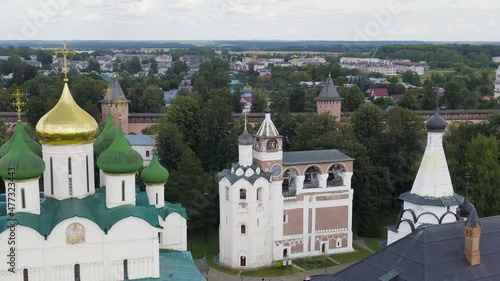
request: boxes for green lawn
[362,238,382,252]
[330,244,373,264]
[189,229,239,275]
[293,256,337,270]
[243,265,302,277]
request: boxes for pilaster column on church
[295,175,305,195]
[344,172,353,189]
[99,169,105,187]
[318,173,328,188]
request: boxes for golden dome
[36,82,99,145]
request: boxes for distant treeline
[376,44,500,68]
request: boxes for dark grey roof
[315,76,342,101]
[426,112,447,132]
[399,191,463,207]
[283,149,353,166]
[238,129,254,145]
[315,216,500,281]
[219,164,272,185]
[101,77,130,103]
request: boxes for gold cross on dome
[54,41,76,82]
[116,97,127,120]
[11,88,26,122]
[105,84,112,107]
[152,130,159,152]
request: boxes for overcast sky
[0,0,498,41]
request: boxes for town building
[0,44,199,281]
[218,93,354,268]
[387,112,463,245]
[494,66,500,98]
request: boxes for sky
[0,0,499,41]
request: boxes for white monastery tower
[387,112,463,245]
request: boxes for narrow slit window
[86,156,89,193]
[23,269,28,281]
[21,188,26,209]
[50,157,54,195]
[122,180,125,201]
[68,157,73,196]
[156,193,159,205]
[123,259,128,279]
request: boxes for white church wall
[160,213,187,251]
[9,179,41,215]
[105,173,136,208]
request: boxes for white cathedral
[387,112,464,244]
[0,49,188,280]
[219,76,355,269]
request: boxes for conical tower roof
[255,108,281,139]
[101,77,130,104]
[94,107,118,157]
[141,152,169,185]
[315,75,343,101]
[0,122,42,157]
[97,123,143,174]
[36,82,99,145]
[0,123,45,180]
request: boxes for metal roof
[125,134,154,146]
[283,149,354,165]
[138,251,206,281]
[315,216,500,281]
[315,76,342,101]
[399,191,463,207]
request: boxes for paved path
[203,263,354,281]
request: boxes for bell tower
[252,107,283,174]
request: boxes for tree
[251,89,267,113]
[140,86,165,113]
[150,59,158,74]
[156,122,187,171]
[289,84,306,112]
[164,95,201,147]
[351,104,383,155]
[402,70,421,86]
[165,147,215,230]
[86,59,100,73]
[338,86,364,112]
[466,134,500,216]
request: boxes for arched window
[327,164,345,186]
[267,139,278,150]
[336,237,342,248]
[23,268,28,281]
[283,248,288,258]
[225,187,229,200]
[86,156,90,193]
[256,188,263,201]
[322,243,326,253]
[121,180,125,201]
[68,157,73,195]
[50,157,54,195]
[282,169,297,196]
[241,224,246,234]
[239,189,246,200]
[240,256,246,266]
[304,167,320,189]
[123,259,128,279]
[21,188,26,209]
[158,232,162,244]
[74,264,80,281]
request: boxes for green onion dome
[97,123,143,174]
[0,122,42,158]
[141,152,169,185]
[94,107,118,157]
[0,123,45,180]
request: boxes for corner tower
[315,74,343,120]
[101,77,130,133]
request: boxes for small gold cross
[11,88,26,122]
[54,41,76,82]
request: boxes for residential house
[367,88,389,99]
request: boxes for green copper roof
[0,122,42,157]
[158,203,188,220]
[94,107,118,157]
[0,191,161,237]
[0,123,45,180]
[97,123,143,174]
[141,152,169,185]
